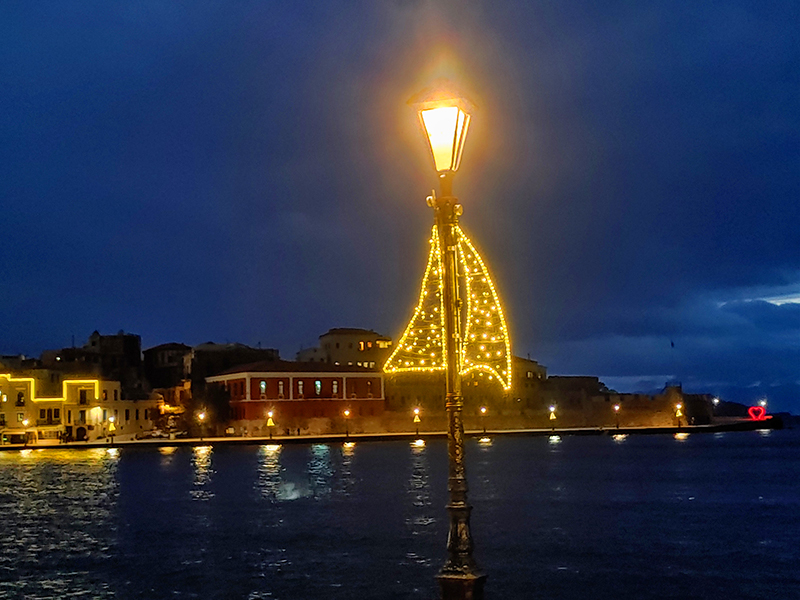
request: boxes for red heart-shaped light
[748,406,766,420]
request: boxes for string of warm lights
[384,225,512,390]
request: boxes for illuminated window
[103,409,107,421]
[278,381,284,397]
[260,380,266,395]
[359,341,365,351]
[333,381,339,395]
[17,413,24,422]
[315,380,321,395]
[298,381,304,396]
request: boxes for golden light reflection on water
[191,445,214,500]
[612,434,628,443]
[308,444,333,498]
[257,444,283,500]
[406,432,433,541]
[674,433,690,441]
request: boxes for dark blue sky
[2,1,798,411]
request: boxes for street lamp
[108,415,116,445]
[675,403,683,428]
[613,404,620,429]
[198,411,206,442]
[479,406,487,434]
[413,407,421,436]
[267,410,275,440]
[409,79,485,599]
[343,408,351,439]
[22,418,29,447]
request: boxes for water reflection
[336,442,356,496]
[191,445,214,500]
[0,449,118,599]
[406,436,434,542]
[612,434,628,443]
[308,444,333,498]
[256,444,283,500]
[674,432,690,441]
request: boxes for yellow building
[0,372,162,445]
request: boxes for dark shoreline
[0,418,782,452]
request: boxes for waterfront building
[296,328,392,368]
[0,371,161,444]
[206,360,384,434]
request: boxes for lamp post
[413,407,421,436]
[675,403,683,428]
[613,404,620,429]
[108,415,116,445]
[480,406,487,434]
[198,411,206,442]
[267,410,275,440]
[343,408,351,439]
[22,418,29,447]
[409,79,485,600]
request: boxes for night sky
[2,2,798,411]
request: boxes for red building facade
[206,361,384,422]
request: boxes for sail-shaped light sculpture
[383,224,512,390]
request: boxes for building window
[78,410,86,424]
[298,381,304,397]
[332,380,339,396]
[79,389,87,405]
[144,409,149,420]
[103,390,108,401]
[125,409,130,421]
[39,409,46,419]
[16,392,25,406]
[336,343,340,349]
[17,413,24,422]
[0,414,5,426]
[315,380,321,396]
[367,381,373,398]
[53,409,60,420]
[359,341,365,351]
[103,409,107,422]
[135,409,139,421]
[278,381,284,397]
[260,380,266,396]
[67,410,71,424]
[114,389,118,401]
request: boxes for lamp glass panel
[421,106,460,172]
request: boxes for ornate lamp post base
[437,572,487,600]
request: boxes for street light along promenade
[408,79,486,600]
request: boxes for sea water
[0,430,797,599]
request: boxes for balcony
[37,419,62,427]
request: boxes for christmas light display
[384,224,512,390]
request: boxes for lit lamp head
[409,79,476,196]
[413,407,420,416]
[267,410,273,419]
[759,399,767,408]
[480,406,487,415]
[613,404,620,412]
[549,405,556,413]
[344,409,351,418]
[198,411,206,422]
[22,419,29,427]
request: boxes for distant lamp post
[108,415,116,445]
[409,79,485,599]
[613,404,620,429]
[22,418,29,447]
[480,406,487,433]
[675,403,683,428]
[549,405,557,431]
[759,399,768,409]
[197,411,206,442]
[413,407,421,436]
[343,408,351,439]
[267,410,275,440]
